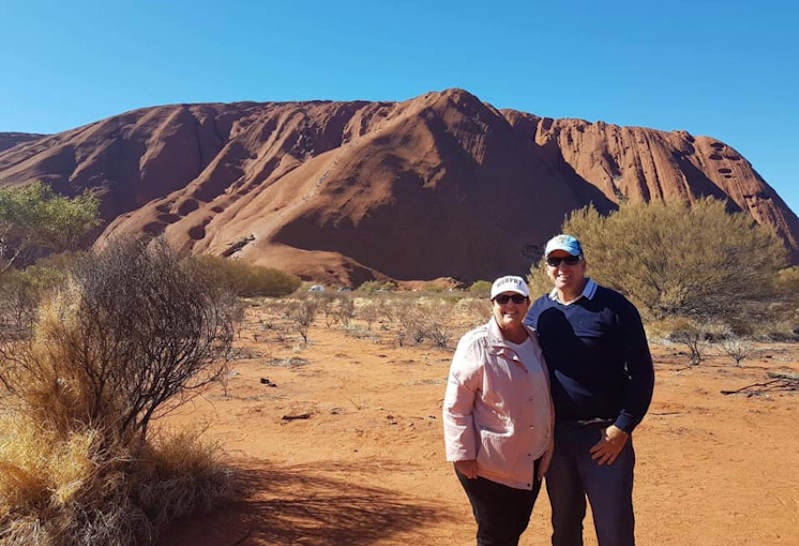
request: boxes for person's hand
[589,425,629,466]
[454,459,479,479]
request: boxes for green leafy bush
[189,255,300,297]
[357,280,397,293]
[468,280,491,299]
[0,181,99,271]
[530,198,787,322]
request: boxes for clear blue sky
[2,0,797,214]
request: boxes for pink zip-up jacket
[443,318,554,490]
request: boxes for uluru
[1,88,797,286]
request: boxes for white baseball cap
[490,275,530,300]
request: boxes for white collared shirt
[549,277,598,304]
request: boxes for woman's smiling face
[491,292,530,334]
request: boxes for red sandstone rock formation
[0,132,46,153]
[1,89,796,284]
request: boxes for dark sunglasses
[493,294,528,304]
[546,255,581,267]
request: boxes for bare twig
[281,412,312,421]
[721,375,799,396]
[721,379,783,395]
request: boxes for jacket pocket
[476,428,513,470]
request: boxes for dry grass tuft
[135,429,231,529]
[0,411,229,546]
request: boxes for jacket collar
[485,317,535,348]
[485,318,534,371]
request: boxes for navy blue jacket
[524,282,654,433]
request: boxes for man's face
[546,251,587,293]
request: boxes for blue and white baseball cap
[544,234,583,258]
[490,275,530,300]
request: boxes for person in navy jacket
[524,235,654,546]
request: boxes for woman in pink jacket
[443,275,554,546]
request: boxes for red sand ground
[157,303,798,545]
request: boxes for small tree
[0,181,100,271]
[0,238,235,545]
[0,238,237,441]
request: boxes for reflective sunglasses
[493,294,528,304]
[546,255,581,267]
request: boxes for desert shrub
[670,330,705,365]
[468,280,492,299]
[433,290,468,305]
[423,300,454,348]
[8,238,238,439]
[189,255,300,298]
[26,249,86,274]
[527,263,552,301]
[310,292,356,329]
[719,334,755,366]
[426,320,451,348]
[0,252,83,339]
[388,298,453,348]
[656,317,709,365]
[332,294,355,327]
[357,280,397,293]
[0,238,237,545]
[312,291,338,327]
[286,296,318,344]
[0,271,44,338]
[358,297,389,331]
[460,296,492,327]
[531,198,787,322]
[774,266,799,297]
[390,298,422,347]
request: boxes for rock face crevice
[1,88,797,285]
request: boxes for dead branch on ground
[721,372,799,396]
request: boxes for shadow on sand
[156,457,452,546]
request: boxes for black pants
[456,462,543,546]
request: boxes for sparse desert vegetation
[155,291,798,545]
[1,269,797,545]
[0,188,796,545]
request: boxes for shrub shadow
[157,458,452,545]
